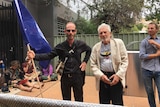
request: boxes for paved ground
[15,76,160,107]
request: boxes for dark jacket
[35,40,91,74]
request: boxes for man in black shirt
[27,22,91,102]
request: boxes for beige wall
[55,2,77,22]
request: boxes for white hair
[97,23,111,33]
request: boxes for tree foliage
[75,17,97,34]
[79,0,144,33]
[136,23,143,31]
[144,0,160,23]
[58,0,145,33]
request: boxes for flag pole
[55,61,63,73]
[27,44,43,98]
[13,0,52,69]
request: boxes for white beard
[100,37,110,44]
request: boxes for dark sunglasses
[66,29,76,32]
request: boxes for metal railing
[0,94,122,107]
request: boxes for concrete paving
[16,76,160,107]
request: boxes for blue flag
[13,0,52,69]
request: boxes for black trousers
[99,72,123,105]
[61,72,85,102]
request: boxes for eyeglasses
[66,29,76,32]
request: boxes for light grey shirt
[100,43,114,72]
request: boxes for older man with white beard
[90,23,128,106]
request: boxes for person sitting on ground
[22,58,40,81]
[4,60,43,92]
[0,60,6,89]
[38,64,58,82]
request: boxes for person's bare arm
[146,49,160,59]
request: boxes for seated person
[0,60,5,72]
[4,60,43,92]
[0,60,3,64]
[39,64,58,82]
[22,58,40,81]
[0,60,5,89]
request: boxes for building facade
[0,0,77,67]
[21,0,78,47]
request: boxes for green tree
[131,25,139,32]
[79,0,144,33]
[58,0,145,33]
[144,0,160,22]
[136,23,143,31]
[75,17,97,34]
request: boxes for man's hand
[148,39,156,45]
[148,39,160,49]
[27,50,35,59]
[109,74,120,86]
[101,75,111,84]
[79,62,86,71]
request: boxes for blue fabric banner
[13,0,52,69]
